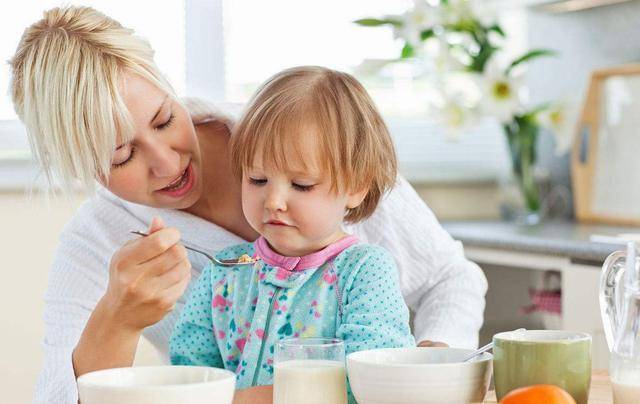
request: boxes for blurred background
[2,0,640,401]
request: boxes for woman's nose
[147,142,181,178]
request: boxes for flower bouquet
[356,0,577,223]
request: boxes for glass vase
[503,118,542,225]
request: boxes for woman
[10,6,487,404]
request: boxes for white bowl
[77,366,236,404]
[347,347,492,404]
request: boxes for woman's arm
[35,217,191,404]
[348,175,488,349]
[72,296,143,378]
[73,217,191,376]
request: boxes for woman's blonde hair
[230,66,398,223]
[9,6,174,191]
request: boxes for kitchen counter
[443,220,640,265]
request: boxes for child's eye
[249,177,267,186]
[292,183,314,192]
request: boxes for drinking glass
[273,337,347,404]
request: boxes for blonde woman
[10,6,487,404]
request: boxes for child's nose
[264,187,287,212]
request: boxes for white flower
[394,0,441,48]
[424,36,465,73]
[479,57,525,123]
[432,73,482,138]
[438,100,480,139]
[538,102,580,155]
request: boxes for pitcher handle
[600,250,628,351]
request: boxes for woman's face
[104,73,203,209]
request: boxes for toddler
[170,66,415,400]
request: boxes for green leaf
[507,49,557,73]
[489,25,506,37]
[420,29,434,41]
[401,43,415,59]
[354,18,401,27]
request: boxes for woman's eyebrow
[149,95,170,124]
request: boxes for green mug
[493,330,592,404]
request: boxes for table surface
[484,370,612,403]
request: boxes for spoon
[130,230,257,267]
[462,328,526,362]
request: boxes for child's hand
[417,340,449,348]
[233,385,273,404]
[103,217,192,332]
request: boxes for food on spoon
[500,384,576,404]
[237,254,256,264]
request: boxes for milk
[612,379,640,404]
[273,360,347,404]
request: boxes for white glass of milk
[611,351,640,404]
[273,337,347,404]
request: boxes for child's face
[241,146,365,257]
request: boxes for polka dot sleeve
[336,245,416,356]
[169,263,223,368]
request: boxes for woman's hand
[73,217,191,377]
[103,217,192,331]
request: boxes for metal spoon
[462,328,526,362]
[130,230,256,267]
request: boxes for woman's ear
[346,188,368,210]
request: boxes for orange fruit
[499,384,576,404]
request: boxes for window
[1,1,527,187]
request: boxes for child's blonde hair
[230,66,398,223]
[9,6,174,191]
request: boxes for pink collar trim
[254,235,359,272]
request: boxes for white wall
[1,192,83,403]
[0,192,166,403]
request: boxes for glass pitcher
[600,242,640,403]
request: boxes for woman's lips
[156,163,195,198]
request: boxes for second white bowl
[347,347,492,404]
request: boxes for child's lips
[266,219,289,226]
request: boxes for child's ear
[346,188,368,210]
